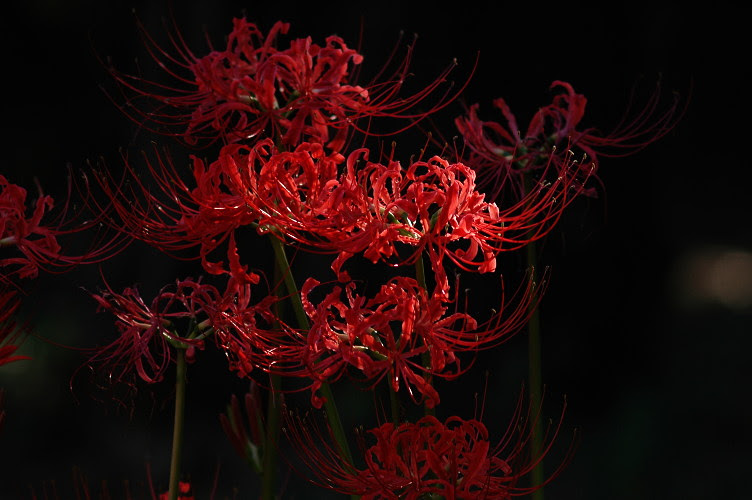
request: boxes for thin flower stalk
[167,348,188,500]
[268,235,355,472]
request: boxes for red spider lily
[284,396,570,499]
[235,142,590,293]
[277,274,539,409]
[105,15,463,150]
[202,276,299,380]
[87,272,297,385]
[90,147,260,285]
[0,175,124,281]
[455,80,682,200]
[87,277,216,384]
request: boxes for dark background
[1,1,750,498]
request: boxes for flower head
[282,274,538,409]
[0,175,124,281]
[455,80,683,201]
[285,397,570,499]
[87,278,215,384]
[107,16,462,150]
[90,147,260,285]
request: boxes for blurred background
[1,1,749,498]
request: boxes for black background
[1,1,750,498]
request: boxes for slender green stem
[415,252,427,291]
[260,262,285,500]
[318,382,355,468]
[527,247,545,500]
[168,349,187,500]
[261,373,281,500]
[523,173,545,500]
[415,255,435,417]
[269,236,309,330]
[268,235,357,499]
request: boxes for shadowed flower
[27,465,202,500]
[86,274,295,386]
[0,175,124,281]
[87,278,214,384]
[0,287,30,436]
[455,80,683,201]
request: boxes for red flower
[87,278,215,384]
[0,288,29,436]
[106,16,462,150]
[203,276,297,379]
[285,398,570,499]
[87,271,298,385]
[91,147,260,285]
[288,275,537,409]
[455,80,682,201]
[159,481,194,500]
[234,144,588,294]
[0,175,124,280]
[27,466,201,500]
[0,288,30,436]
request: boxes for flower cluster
[290,275,537,409]
[2,11,680,499]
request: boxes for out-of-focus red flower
[285,398,570,499]
[159,481,194,500]
[28,466,201,500]
[87,275,295,385]
[455,80,682,200]
[106,16,462,150]
[0,175,124,281]
[0,289,29,367]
